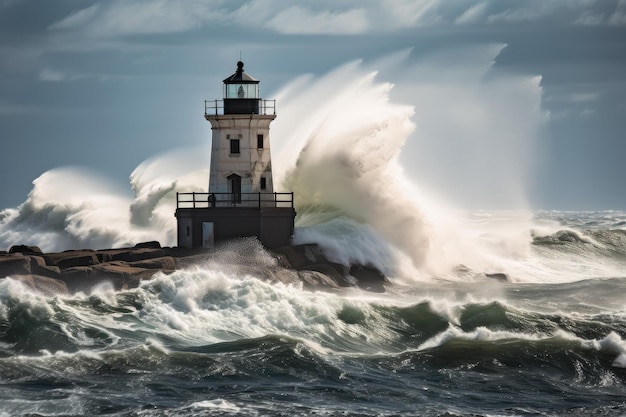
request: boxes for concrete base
[175,207,296,249]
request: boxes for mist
[0,48,546,280]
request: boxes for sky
[0,0,625,211]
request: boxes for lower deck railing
[176,192,293,208]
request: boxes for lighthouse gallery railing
[204,99,276,116]
[176,192,293,209]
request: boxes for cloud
[231,1,369,34]
[46,0,626,40]
[573,0,626,26]
[608,0,626,26]
[455,2,488,25]
[545,92,599,104]
[0,0,20,8]
[573,12,606,26]
[38,67,68,82]
[49,0,222,37]
[485,1,562,24]
[265,6,368,35]
[49,4,101,31]
[382,0,445,27]
[579,108,596,118]
[48,0,414,37]
[569,93,598,103]
[0,98,31,115]
[38,66,115,83]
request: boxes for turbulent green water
[1,212,626,416]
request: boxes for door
[202,222,214,249]
[227,174,242,205]
[177,217,193,248]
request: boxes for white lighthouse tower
[175,61,295,249]
[205,61,276,205]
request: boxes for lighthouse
[206,61,276,204]
[175,61,295,249]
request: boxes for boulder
[92,261,158,290]
[9,274,68,295]
[300,263,351,287]
[59,262,158,292]
[9,245,43,255]
[43,251,100,269]
[485,272,508,282]
[267,268,300,286]
[271,244,326,269]
[96,251,114,263]
[298,270,341,291]
[349,265,388,293]
[60,266,99,293]
[128,256,176,272]
[99,248,166,263]
[134,241,161,249]
[0,255,31,277]
[3,242,390,294]
[174,253,211,269]
[28,256,61,279]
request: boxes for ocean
[1,210,625,416]
[1,54,625,416]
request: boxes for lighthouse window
[230,139,240,154]
[257,134,264,149]
[260,177,267,190]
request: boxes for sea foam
[0,48,547,282]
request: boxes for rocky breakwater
[0,241,389,295]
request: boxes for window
[260,177,267,190]
[257,134,264,149]
[230,139,240,154]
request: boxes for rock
[0,255,31,277]
[128,256,176,272]
[43,251,100,269]
[349,265,388,293]
[0,255,61,280]
[28,256,61,279]
[300,263,351,287]
[271,244,325,269]
[9,245,43,255]
[4,242,390,295]
[134,241,161,249]
[267,268,301,286]
[297,270,341,291]
[60,266,99,293]
[485,272,508,282]
[10,274,68,295]
[96,251,114,263]
[98,248,166,263]
[174,253,211,269]
[92,261,158,290]
[59,262,159,292]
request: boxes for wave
[538,228,626,253]
[2,262,626,356]
[528,226,626,283]
[1,47,551,285]
[0,48,624,417]
[2,266,626,416]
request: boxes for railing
[177,192,293,208]
[204,99,276,116]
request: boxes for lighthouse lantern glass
[224,83,259,99]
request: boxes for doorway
[227,174,242,205]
